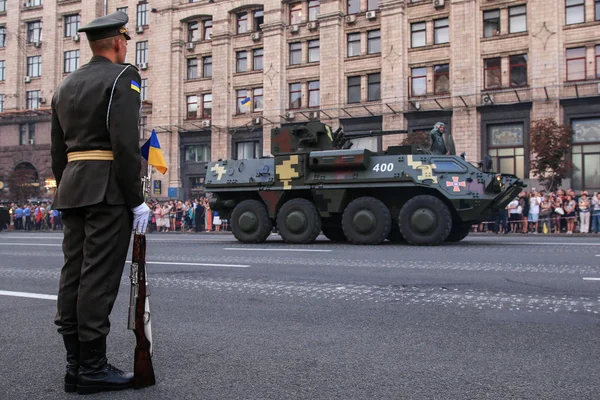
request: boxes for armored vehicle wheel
[230,199,273,243]
[321,225,347,242]
[387,222,405,243]
[398,195,452,246]
[445,225,470,242]
[276,198,322,244]
[342,197,391,245]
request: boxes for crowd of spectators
[474,188,600,234]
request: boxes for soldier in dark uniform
[50,11,150,395]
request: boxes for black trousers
[54,201,133,342]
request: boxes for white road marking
[0,243,61,246]
[583,277,600,281]
[0,236,233,242]
[145,261,250,268]
[0,290,57,300]
[224,247,332,252]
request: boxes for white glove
[132,202,151,234]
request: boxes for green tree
[3,168,41,202]
[529,118,573,191]
[401,131,430,149]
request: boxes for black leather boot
[77,337,133,395]
[62,334,79,392]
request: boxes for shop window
[571,118,600,191]
[236,141,260,159]
[185,145,211,162]
[487,123,525,178]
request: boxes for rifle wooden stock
[131,233,156,389]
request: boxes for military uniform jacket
[50,55,144,211]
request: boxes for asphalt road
[0,231,599,400]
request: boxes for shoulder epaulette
[121,63,139,71]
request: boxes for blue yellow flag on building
[141,129,168,175]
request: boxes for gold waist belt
[67,150,114,162]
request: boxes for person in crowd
[592,192,600,234]
[528,191,542,234]
[519,192,529,234]
[578,193,590,234]
[564,194,577,234]
[507,197,521,233]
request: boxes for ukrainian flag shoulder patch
[130,80,141,93]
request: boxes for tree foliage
[2,168,41,202]
[401,131,430,149]
[529,118,573,191]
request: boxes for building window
[203,56,212,77]
[237,89,250,113]
[254,11,264,31]
[141,79,148,100]
[348,0,360,14]
[509,54,527,87]
[0,27,5,47]
[483,10,500,37]
[188,22,199,42]
[137,2,149,27]
[117,6,128,15]
[289,83,302,109]
[27,21,42,43]
[0,0,6,12]
[27,56,41,77]
[367,73,380,101]
[434,18,449,44]
[290,3,302,24]
[0,94,4,112]
[64,50,80,73]
[368,0,379,10]
[202,93,212,118]
[203,20,213,39]
[237,12,248,34]
[566,0,585,25]
[308,81,320,107]
[596,0,600,21]
[136,41,148,65]
[566,47,586,81]
[571,118,600,191]
[411,67,427,96]
[26,90,40,109]
[253,88,263,111]
[308,40,320,62]
[347,76,361,103]
[484,58,502,89]
[487,123,525,179]
[185,145,211,162]
[0,60,4,81]
[289,42,302,65]
[236,51,247,72]
[27,0,42,6]
[434,64,450,94]
[367,30,381,54]
[65,15,80,37]
[187,95,198,119]
[309,0,320,21]
[347,33,361,57]
[187,58,198,79]
[596,45,600,78]
[509,5,527,33]
[411,22,426,48]
[19,124,35,145]
[253,48,263,70]
[236,141,260,159]
[139,116,147,139]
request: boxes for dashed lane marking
[0,243,60,246]
[145,261,250,268]
[583,278,600,281]
[0,290,57,300]
[224,248,332,252]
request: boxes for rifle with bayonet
[127,164,155,389]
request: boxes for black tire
[398,195,452,246]
[446,225,470,242]
[276,198,321,244]
[322,225,347,242]
[342,197,391,245]
[230,199,273,243]
[387,221,405,243]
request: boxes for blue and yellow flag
[141,129,168,175]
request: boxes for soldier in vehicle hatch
[429,122,455,155]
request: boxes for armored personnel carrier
[205,122,524,246]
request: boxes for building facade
[0,0,599,201]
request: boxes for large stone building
[0,0,599,201]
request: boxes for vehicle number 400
[372,163,394,172]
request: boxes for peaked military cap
[78,11,131,41]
